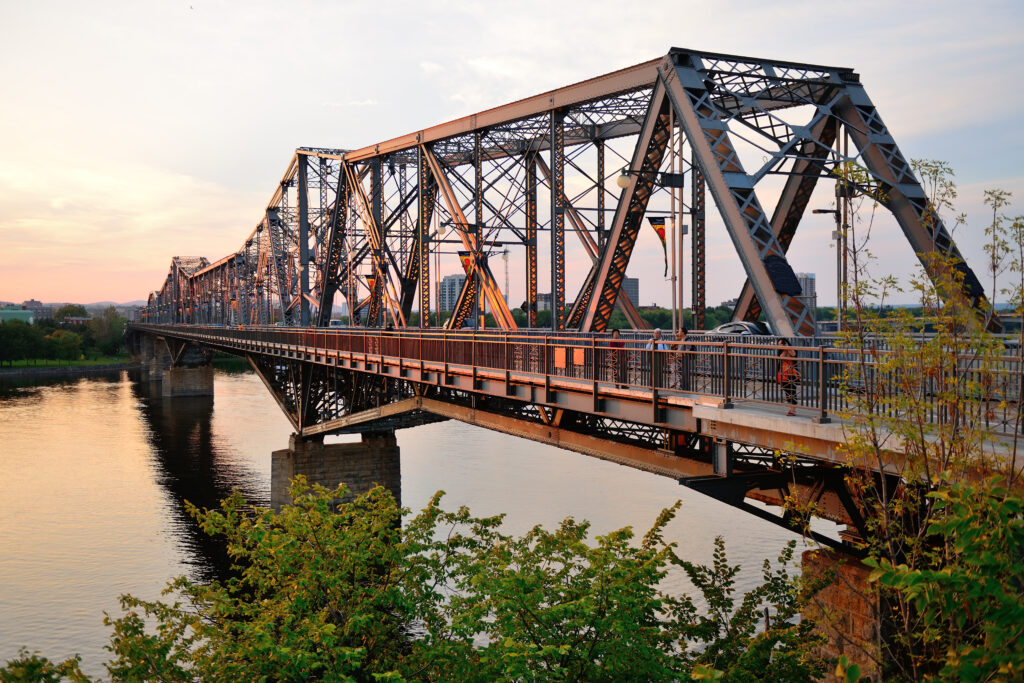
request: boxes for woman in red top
[777,338,799,415]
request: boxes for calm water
[0,369,808,677]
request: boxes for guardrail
[131,324,1024,435]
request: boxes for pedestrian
[647,328,668,350]
[777,338,799,415]
[609,328,626,387]
[675,325,690,390]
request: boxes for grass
[2,354,132,368]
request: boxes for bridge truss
[137,47,1004,546]
[143,47,992,337]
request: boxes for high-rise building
[439,273,466,312]
[797,273,816,298]
[618,277,639,307]
[796,273,817,322]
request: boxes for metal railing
[132,324,1024,435]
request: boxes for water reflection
[130,373,268,584]
[0,367,808,678]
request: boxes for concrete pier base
[271,432,400,509]
[139,335,171,381]
[161,364,214,397]
[802,549,881,682]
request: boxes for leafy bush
[3,479,825,682]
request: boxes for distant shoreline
[0,361,139,379]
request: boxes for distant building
[439,273,467,312]
[536,293,552,312]
[720,298,738,309]
[63,316,91,326]
[617,277,639,308]
[0,306,34,324]
[796,272,817,322]
[22,299,53,320]
[797,273,816,298]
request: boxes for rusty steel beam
[421,145,517,330]
[581,81,672,331]
[535,157,648,330]
[733,116,837,323]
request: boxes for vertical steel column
[691,153,706,329]
[550,110,566,331]
[474,131,484,328]
[297,154,311,327]
[526,154,539,328]
[596,139,605,252]
[417,146,431,327]
[371,158,384,327]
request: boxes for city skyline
[2,1,1022,309]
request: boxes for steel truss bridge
[133,48,1002,546]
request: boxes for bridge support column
[801,549,881,682]
[138,335,155,380]
[161,365,214,397]
[158,343,214,397]
[271,431,400,510]
[148,339,173,381]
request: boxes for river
[0,368,808,677]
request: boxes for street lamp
[433,224,447,327]
[616,167,687,189]
[813,208,843,331]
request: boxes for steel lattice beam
[140,47,993,339]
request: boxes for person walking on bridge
[777,338,799,416]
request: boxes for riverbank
[0,360,138,379]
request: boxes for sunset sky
[1,0,1022,308]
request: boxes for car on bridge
[707,321,774,336]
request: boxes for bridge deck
[133,324,1021,449]
[132,323,1021,537]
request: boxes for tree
[4,478,826,682]
[52,304,88,323]
[45,330,83,361]
[0,649,88,683]
[86,306,126,356]
[865,477,1024,681]
[818,160,1024,680]
[0,320,43,365]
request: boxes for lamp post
[812,208,842,331]
[502,248,509,309]
[433,223,447,327]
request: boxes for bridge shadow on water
[130,370,267,585]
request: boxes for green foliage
[864,477,1024,682]
[673,538,827,681]
[86,307,126,356]
[51,304,88,322]
[4,479,826,681]
[407,502,684,680]
[0,649,88,683]
[0,321,41,365]
[822,159,1024,680]
[105,480,411,681]
[0,306,124,366]
[45,330,83,361]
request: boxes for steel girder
[421,145,517,330]
[579,80,673,331]
[691,158,706,329]
[733,116,838,323]
[143,47,991,338]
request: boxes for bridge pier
[161,365,214,397]
[802,549,881,682]
[138,334,214,396]
[271,431,401,509]
[138,335,169,382]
